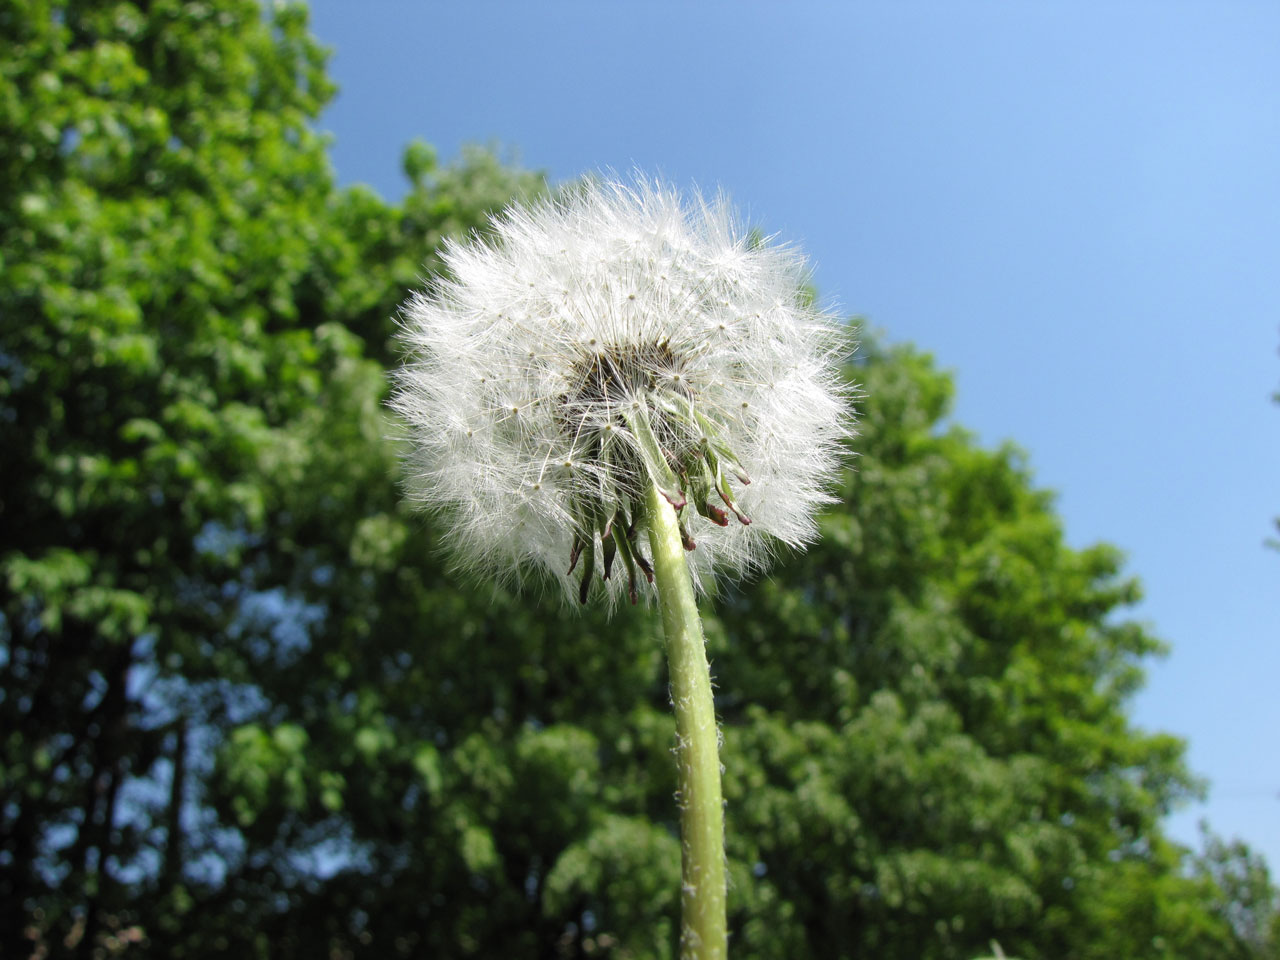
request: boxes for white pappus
[392,175,854,606]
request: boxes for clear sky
[304,0,1280,870]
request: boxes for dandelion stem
[646,482,727,960]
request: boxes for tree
[2,2,1274,958]
[0,1,538,955]
[710,341,1275,960]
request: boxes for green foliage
[2,2,1276,959]
[0,1,541,955]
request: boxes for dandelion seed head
[392,175,854,606]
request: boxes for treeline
[1,2,1275,958]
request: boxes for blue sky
[305,1,1280,869]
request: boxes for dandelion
[393,177,850,605]
[393,175,853,959]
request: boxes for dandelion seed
[391,175,853,606]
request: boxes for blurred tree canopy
[1,2,1276,958]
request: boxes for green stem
[646,483,727,960]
